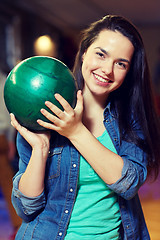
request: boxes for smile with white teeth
[93,73,111,83]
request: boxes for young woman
[11,15,160,239]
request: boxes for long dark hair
[73,15,160,180]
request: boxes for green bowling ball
[4,56,77,131]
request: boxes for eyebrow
[95,47,131,64]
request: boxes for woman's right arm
[11,113,50,197]
[11,114,50,221]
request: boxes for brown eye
[96,52,105,58]
[116,62,127,69]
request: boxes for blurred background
[0,0,160,239]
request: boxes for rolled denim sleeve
[104,105,148,200]
[12,173,46,222]
[107,145,148,200]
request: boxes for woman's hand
[37,90,84,140]
[10,113,50,156]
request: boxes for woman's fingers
[40,108,60,124]
[10,113,33,141]
[44,91,83,117]
[38,91,84,133]
[74,90,83,114]
[44,101,65,119]
[10,113,25,132]
[54,93,74,114]
[10,113,51,149]
[40,94,75,123]
[37,119,58,130]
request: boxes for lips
[93,73,113,85]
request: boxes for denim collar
[103,102,116,119]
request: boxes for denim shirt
[12,104,150,240]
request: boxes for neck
[82,89,108,114]
[82,89,107,136]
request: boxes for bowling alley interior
[0,0,160,239]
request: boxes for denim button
[24,210,28,214]
[73,164,76,168]
[70,188,73,192]
[65,210,69,213]
[59,232,62,236]
[16,192,20,198]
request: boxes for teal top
[65,130,121,240]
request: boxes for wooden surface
[139,176,160,240]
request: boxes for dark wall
[0,3,78,73]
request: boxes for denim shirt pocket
[45,147,63,185]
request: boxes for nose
[101,59,113,75]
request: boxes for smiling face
[81,30,134,102]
